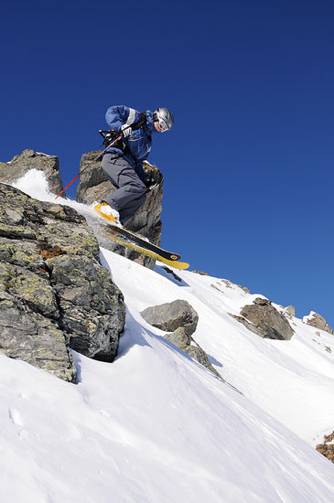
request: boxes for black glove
[145,176,158,192]
[99,130,119,147]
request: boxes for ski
[102,223,182,262]
[102,231,189,270]
[94,204,181,261]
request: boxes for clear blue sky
[1,0,334,327]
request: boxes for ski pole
[54,133,123,200]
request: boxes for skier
[94,105,174,226]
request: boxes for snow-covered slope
[102,251,334,446]
[1,171,333,502]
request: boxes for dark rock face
[76,152,163,268]
[233,297,294,340]
[0,184,126,381]
[46,254,125,362]
[141,299,199,336]
[0,149,65,197]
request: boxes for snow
[303,311,315,323]
[2,171,334,502]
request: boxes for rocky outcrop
[76,152,163,268]
[232,297,294,340]
[141,299,221,378]
[165,327,222,379]
[0,149,64,197]
[316,431,334,463]
[0,183,126,381]
[76,151,108,204]
[141,300,199,337]
[284,305,296,318]
[211,279,251,294]
[303,312,334,335]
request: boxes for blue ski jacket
[104,105,157,182]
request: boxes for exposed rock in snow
[317,431,334,463]
[284,305,296,318]
[1,169,334,501]
[221,278,251,293]
[303,311,334,335]
[141,299,199,336]
[141,300,220,376]
[232,297,294,340]
[0,183,125,380]
[165,327,222,379]
[0,149,64,197]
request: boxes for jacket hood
[144,110,157,135]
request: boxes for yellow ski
[103,233,189,270]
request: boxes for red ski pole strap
[54,134,123,199]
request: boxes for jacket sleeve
[105,105,141,131]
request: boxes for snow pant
[101,153,147,225]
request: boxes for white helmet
[153,107,174,132]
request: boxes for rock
[284,305,296,318]
[165,327,222,379]
[76,152,163,268]
[0,308,76,381]
[253,297,271,306]
[211,283,222,292]
[141,299,199,336]
[0,183,126,381]
[221,279,250,294]
[0,149,65,197]
[232,297,294,340]
[303,312,334,335]
[316,431,334,464]
[75,151,108,204]
[46,254,125,362]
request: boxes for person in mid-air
[94,105,174,226]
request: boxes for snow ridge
[1,171,333,502]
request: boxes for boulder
[0,183,126,381]
[0,149,64,197]
[284,305,296,318]
[232,297,294,340]
[303,312,334,335]
[141,299,199,336]
[76,152,163,268]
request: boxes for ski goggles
[157,118,169,132]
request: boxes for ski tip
[159,260,189,270]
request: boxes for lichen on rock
[0,183,126,381]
